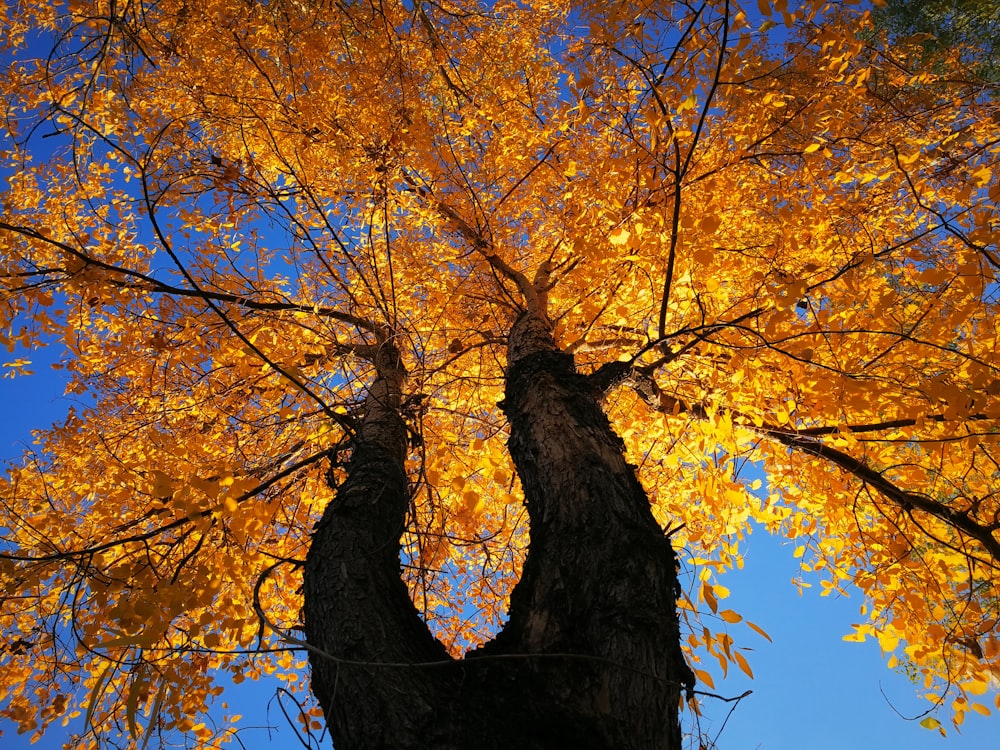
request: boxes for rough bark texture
[303,317,691,749]
[303,343,455,749]
[476,312,692,748]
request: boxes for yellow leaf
[733,650,754,679]
[877,631,899,652]
[609,227,630,246]
[719,609,742,624]
[965,678,990,696]
[126,666,148,738]
[149,470,175,498]
[140,683,168,750]
[702,582,718,613]
[676,95,698,114]
[699,215,722,234]
[746,620,772,642]
[920,716,942,731]
[693,247,715,265]
[83,664,113,733]
[693,668,715,689]
[970,702,990,717]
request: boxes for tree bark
[303,342,455,749]
[474,311,692,749]
[303,317,691,749]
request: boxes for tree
[872,0,1000,85]
[0,0,998,747]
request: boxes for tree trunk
[303,317,691,749]
[475,311,692,748]
[303,342,456,749]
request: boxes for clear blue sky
[1,342,996,749]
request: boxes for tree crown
[1,0,998,745]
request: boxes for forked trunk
[303,317,690,749]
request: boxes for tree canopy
[1,0,998,746]
[872,0,1000,85]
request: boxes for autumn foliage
[1,0,998,746]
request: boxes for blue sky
[0,343,996,749]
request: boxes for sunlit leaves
[1,0,999,743]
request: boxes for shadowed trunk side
[475,311,692,750]
[302,325,691,749]
[302,343,455,749]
